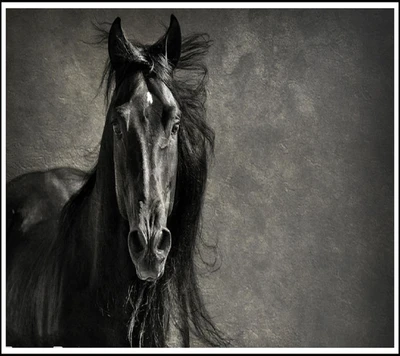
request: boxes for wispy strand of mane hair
[54,20,232,347]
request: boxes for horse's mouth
[141,276,156,282]
[135,266,165,282]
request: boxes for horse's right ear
[108,17,130,70]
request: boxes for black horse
[6,15,229,347]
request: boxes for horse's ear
[152,14,182,68]
[165,15,182,67]
[108,17,129,69]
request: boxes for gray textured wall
[6,9,394,347]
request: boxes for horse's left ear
[152,14,182,68]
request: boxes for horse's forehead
[116,76,179,137]
[147,78,177,109]
[117,76,178,129]
[134,79,177,117]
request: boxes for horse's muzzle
[127,228,171,281]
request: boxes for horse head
[107,16,182,282]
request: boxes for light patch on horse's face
[146,92,153,107]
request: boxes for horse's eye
[112,122,123,139]
[171,122,180,135]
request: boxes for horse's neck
[78,184,133,306]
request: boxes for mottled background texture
[6,9,394,347]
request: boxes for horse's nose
[128,229,147,257]
[128,228,171,257]
[127,228,171,281]
[152,228,172,259]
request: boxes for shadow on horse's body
[7,167,85,234]
[6,15,229,347]
[7,169,129,346]
[6,167,85,283]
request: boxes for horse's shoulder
[7,167,86,235]
[43,167,87,202]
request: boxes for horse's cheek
[113,152,128,219]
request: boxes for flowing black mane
[31,22,229,347]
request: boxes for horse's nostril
[128,230,146,255]
[156,228,171,254]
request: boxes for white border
[394,2,399,355]
[1,0,6,353]
[0,2,399,9]
[1,2,398,355]
[1,1,7,354]
[1,348,399,354]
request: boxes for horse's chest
[62,300,130,346]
